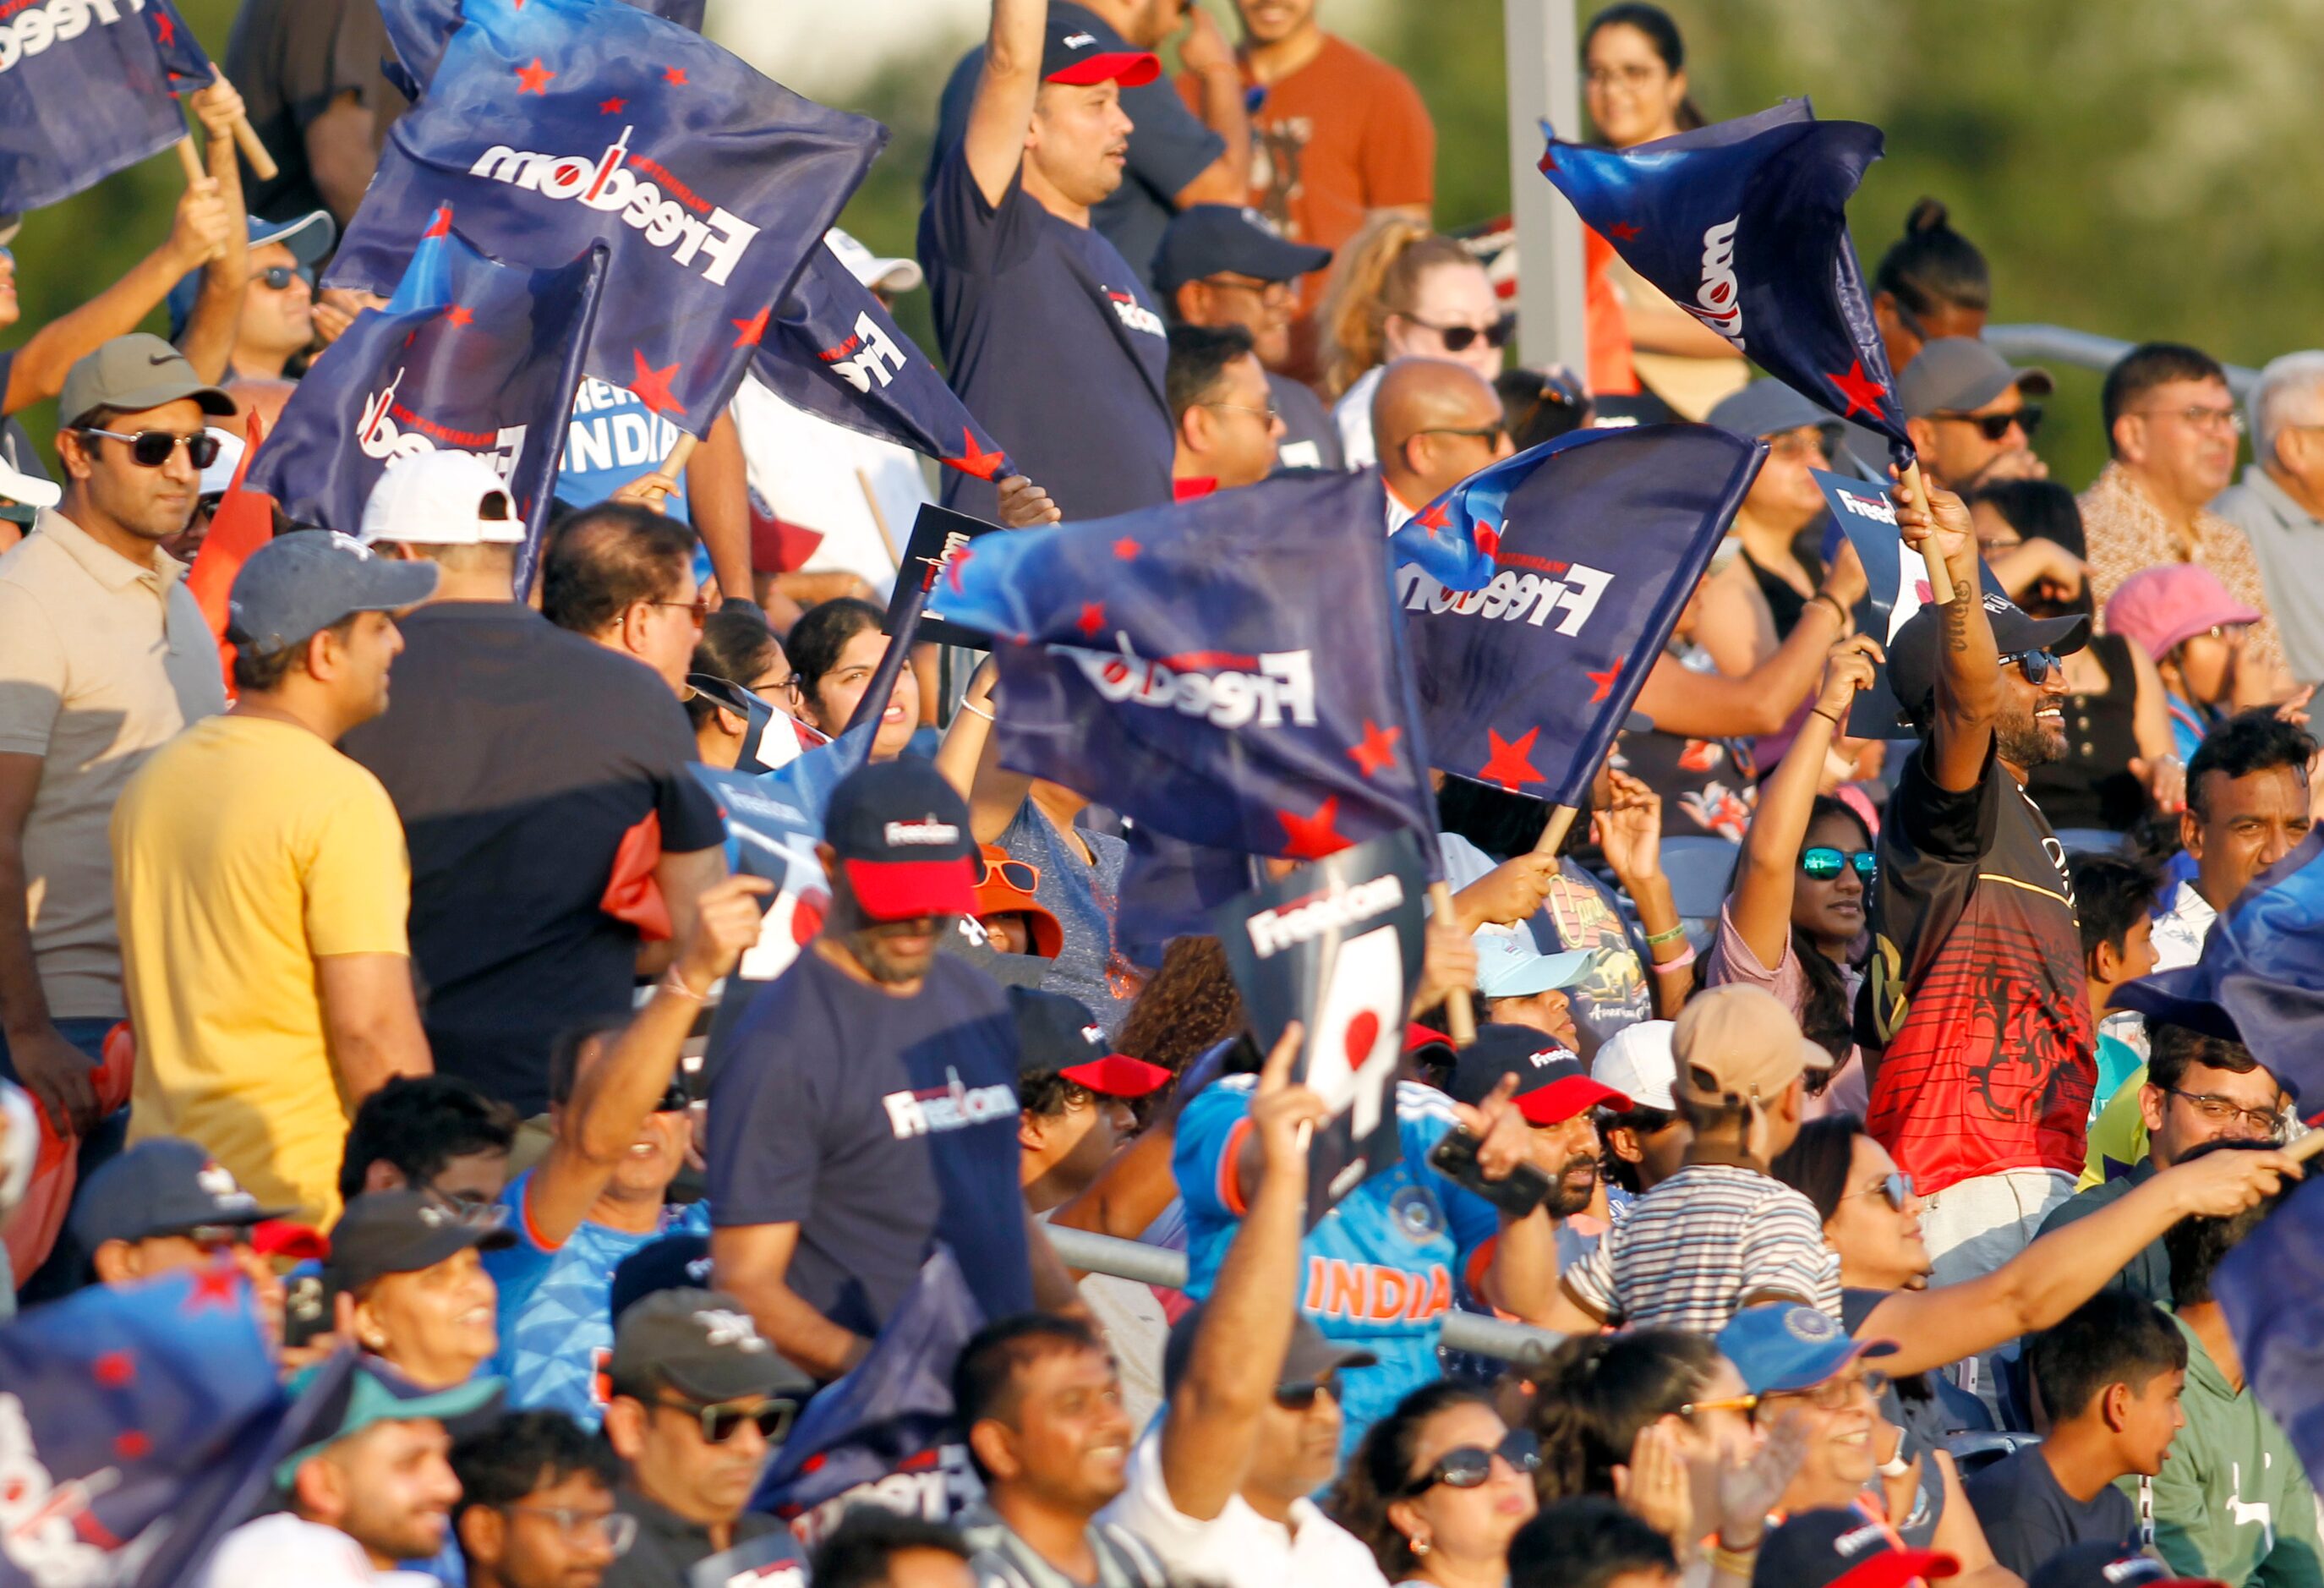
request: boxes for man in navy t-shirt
[919,0,1177,524]
[708,759,1077,1380]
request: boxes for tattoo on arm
[1944,589,1971,654]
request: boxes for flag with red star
[747,237,1014,482]
[1404,424,1762,808]
[249,219,607,592]
[382,0,708,96]
[145,0,216,96]
[0,1268,351,1588]
[1539,99,1913,458]
[0,0,189,212]
[927,471,1442,869]
[335,0,882,437]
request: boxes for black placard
[885,503,1003,651]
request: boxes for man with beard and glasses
[1446,1026,1630,1264]
[707,760,1084,1379]
[1860,480,2097,1287]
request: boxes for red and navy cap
[1042,15,1161,86]
[1751,1509,1959,1588]
[826,760,981,923]
[1010,985,1173,1100]
[1448,1023,1631,1125]
[2025,1542,2225,1588]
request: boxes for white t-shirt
[200,1514,380,1588]
[1096,1428,1392,1588]
[728,373,925,600]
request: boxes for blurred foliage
[21,0,2320,490]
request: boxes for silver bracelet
[959,699,995,722]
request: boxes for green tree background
[33,0,2320,488]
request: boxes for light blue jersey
[485,1169,711,1427]
[1176,1076,1501,1459]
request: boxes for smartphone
[1428,1128,1554,1218]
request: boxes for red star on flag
[185,1266,240,1311]
[627,350,683,418]
[1112,537,1140,561]
[600,96,627,114]
[1474,520,1502,560]
[730,305,772,348]
[946,429,1005,480]
[1075,601,1107,638]
[1826,359,1889,419]
[443,305,474,329]
[1607,221,1641,241]
[91,1350,134,1388]
[1277,797,1350,860]
[1410,501,1452,538]
[153,9,173,44]
[664,66,689,85]
[1586,655,1624,704]
[114,1431,152,1460]
[1348,720,1403,778]
[424,206,453,239]
[1478,726,1546,791]
[514,57,556,95]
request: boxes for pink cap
[2103,564,2263,663]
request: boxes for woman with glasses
[1314,216,1509,470]
[682,607,796,770]
[1706,640,1884,1116]
[1331,1383,1539,1588]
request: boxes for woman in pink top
[1706,638,1882,1116]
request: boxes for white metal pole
[1504,0,1590,377]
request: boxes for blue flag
[935,471,1441,867]
[331,0,882,437]
[144,0,213,96]
[1539,101,1911,458]
[2216,1170,2324,1487]
[0,0,188,214]
[0,1269,345,1588]
[382,0,708,98]
[1403,425,1763,809]
[248,216,604,585]
[752,238,1013,484]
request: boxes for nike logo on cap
[147,353,178,366]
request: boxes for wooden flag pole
[630,432,700,510]
[1901,458,1955,608]
[172,135,203,186]
[856,466,903,570]
[1424,882,1479,1048]
[220,85,279,182]
[1532,804,1579,857]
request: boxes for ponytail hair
[1582,3,1706,134]
[1314,216,1479,399]
[1873,198,1990,320]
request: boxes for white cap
[197,428,245,498]
[0,452,61,511]
[825,227,922,295]
[358,451,522,545]
[1591,1019,1676,1112]
[1474,928,1594,1000]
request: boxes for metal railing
[1985,324,2260,400]
[1044,1225,1570,1366]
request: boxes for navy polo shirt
[920,146,1174,524]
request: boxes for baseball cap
[2026,1542,2225,1588]
[0,452,59,524]
[1716,1303,1897,1396]
[1010,985,1173,1100]
[1163,1305,1377,1399]
[825,227,922,296]
[1591,1019,1676,1112]
[1884,589,2089,729]
[1449,1023,1631,1125]
[322,1190,517,1295]
[974,843,1064,958]
[196,428,245,499]
[59,332,236,427]
[68,1137,289,1255]
[1152,205,1333,301]
[1707,378,1842,446]
[607,1286,815,1404]
[1672,983,1832,1109]
[167,210,336,336]
[1751,1508,1958,1588]
[276,1358,502,1485]
[1895,337,2053,421]
[1474,928,1593,1001]
[226,530,440,659]
[2104,564,2264,666]
[825,759,980,922]
[1042,14,1159,86]
[358,450,522,545]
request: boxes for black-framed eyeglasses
[1999,649,2062,686]
[1274,1371,1343,1412]
[2163,1087,2283,1138]
[1800,846,1876,882]
[1405,314,1514,353]
[1850,1170,1914,1212]
[653,1076,693,1114]
[1397,1429,1543,1497]
[655,1394,798,1445]
[165,1223,255,1251]
[254,264,313,293]
[977,855,1040,894]
[1933,405,2042,442]
[1414,422,1511,446]
[77,428,221,469]
[1202,271,1293,304]
[498,1504,638,1556]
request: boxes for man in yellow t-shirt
[114,530,439,1224]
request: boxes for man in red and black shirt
[1864,482,2096,1286]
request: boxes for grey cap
[1162,1306,1379,1401]
[608,1286,815,1405]
[1706,378,1841,444]
[226,530,439,659]
[1895,337,2053,420]
[57,333,235,428]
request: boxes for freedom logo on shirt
[882,1066,1017,1139]
[1103,287,1165,338]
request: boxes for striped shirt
[960,1503,1171,1588]
[1561,1161,1841,1333]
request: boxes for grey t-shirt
[1000,802,1135,1036]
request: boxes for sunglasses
[1851,1170,1915,1211]
[1398,1430,1543,1497]
[77,429,222,469]
[1274,1371,1343,1412]
[254,264,313,293]
[1408,314,1515,353]
[1934,405,2042,442]
[976,855,1040,894]
[1800,846,1877,881]
[658,1394,797,1445]
[653,1076,692,1114]
[2000,649,2062,686]
[648,592,713,627]
[167,1224,254,1251]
